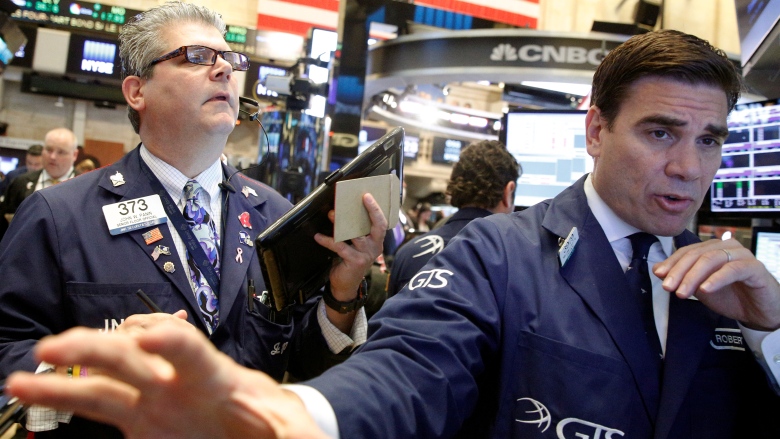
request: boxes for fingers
[135,321,230,385]
[32,327,174,391]
[5,372,139,431]
[652,239,748,298]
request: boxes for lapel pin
[163,261,175,273]
[26,181,33,190]
[239,231,254,247]
[110,172,126,187]
[235,247,244,264]
[241,186,258,198]
[238,212,252,229]
[151,245,172,261]
[142,227,163,245]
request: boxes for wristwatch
[322,278,369,314]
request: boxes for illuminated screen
[404,135,419,161]
[752,227,780,282]
[710,99,780,213]
[502,110,591,208]
[0,156,18,175]
[243,62,288,98]
[431,137,466,164]
[66,34,120,80]
[306,28,336,85]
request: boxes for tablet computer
[256,127,404,310]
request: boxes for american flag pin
[142,228,163,245]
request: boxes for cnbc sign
[490,43,607,66]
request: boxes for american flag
[143,228,163,245]
[257,0,539,36]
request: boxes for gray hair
[119,1,226,133]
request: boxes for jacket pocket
[65,282,173,331]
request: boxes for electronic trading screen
[711,99,780,213]
[503,110,590,208]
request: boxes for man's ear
[500,180,516,213]
[122,76,145,112]
[585,106,604,159]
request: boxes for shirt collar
[139,144,223,206]
[41,167,75,183]
[583,174,674,258]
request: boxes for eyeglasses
[148,45,249,71]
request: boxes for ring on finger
[722,248,732,263]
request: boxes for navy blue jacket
[0,147,333,437]
[387,207,493,297]
[307,175,780,439]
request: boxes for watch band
[322,278,369,314]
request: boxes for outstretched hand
[653,238,780,331]
[5,323,327,439]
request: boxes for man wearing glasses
[0,3,384,438]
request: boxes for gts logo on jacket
[408,269,453,290]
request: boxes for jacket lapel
[215,169,271,318]
[97,147,202,324]
[545,177,663,422]
[23,171,41,197]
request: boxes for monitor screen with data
[501,109,591,208]
[710,99,780,214]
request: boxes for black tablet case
[256,127,404,310]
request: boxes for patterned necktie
[626,232,663,360]
[182,179,221,332]
[50,178,60,185]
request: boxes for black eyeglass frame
[147,45,250,71]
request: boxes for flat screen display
[0,156,18,175]
[735,0,780,66]
[243,62,288,99]
[501,109,591,208]
[751,227,780,282]
[66,33,120,81]
[306,28,336,85]
[404,135,419,161]
[710,99,780,213]
[431,137,466,164]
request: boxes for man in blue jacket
[0,3,384,438]
[8,30,780,439]
[387,140,519,297]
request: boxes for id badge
[102,195,168,235]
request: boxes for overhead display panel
[11,1,142,35]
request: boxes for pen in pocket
[136,289,163,313]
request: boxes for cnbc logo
[490,43,606,65]
[81,40,116,75]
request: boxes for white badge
[102,195,168,236]
[558,227,579,267]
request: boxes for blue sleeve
[304,219,508,438]
[0,192,69,378]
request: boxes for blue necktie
[626,232,663,360]
[183,180,220,332]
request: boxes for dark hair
[27,144,43,156]
[447,140,521,209]
[591,29,742,130]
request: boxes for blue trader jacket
[387,207,493,297]
[307,175,780,439]
[0,147,334,437]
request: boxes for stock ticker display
[711,100,780,213]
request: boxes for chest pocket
[65,282,174,331]
[501,330,640,438]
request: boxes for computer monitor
[500,109,591,208]
[0,155,18,175]
[710,98,780,214]
[751,227,780,282]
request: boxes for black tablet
[256,127,404,310]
